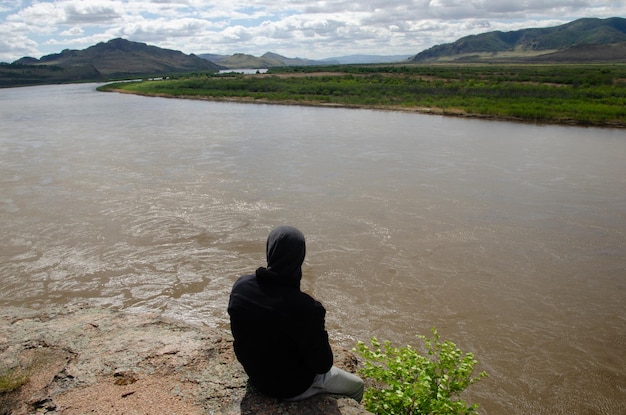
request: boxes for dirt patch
[55,373,203,415]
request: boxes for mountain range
[1,17,625,88]
[201,52,413,68]
[411,17,626,63]
[0,38,221,87]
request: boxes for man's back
[228,271,333,398]
[228,226,334,399]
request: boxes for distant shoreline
[104,87,626,129]
[98,64,626,129]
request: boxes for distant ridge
[1,38,221,87]
[17,38,222,76]
[199,52,411,68]
[321,54,414,64]
[199,52,326,69]
[411,17,626,63]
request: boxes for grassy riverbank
[99,64,626,127]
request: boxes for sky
[0,0,624,63]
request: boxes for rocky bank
[0,305,372,415]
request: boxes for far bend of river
[1,83,625,414]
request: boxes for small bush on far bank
[355,328,487,415]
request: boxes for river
[1,83,625,414]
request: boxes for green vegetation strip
[99,64,626,127]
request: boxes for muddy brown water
[1,83,625,414]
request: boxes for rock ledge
[0,305,372,415]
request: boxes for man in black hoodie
[228,225,364,402]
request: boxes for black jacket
[227,226,333,398]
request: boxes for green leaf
[356,328,486,415]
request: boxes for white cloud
[63,2,121,25]
[220,25,254,42]
[60,26,85,36]
[0,30,40,59]
[1,0,625,62]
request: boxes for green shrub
[355,328,487,415]
[0,366,30,393]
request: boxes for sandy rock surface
[0,305,372,415]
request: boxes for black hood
[256,226,306,287]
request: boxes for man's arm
[292,300,334,374]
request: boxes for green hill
[1,38,222,88]
[411,17,626,63]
